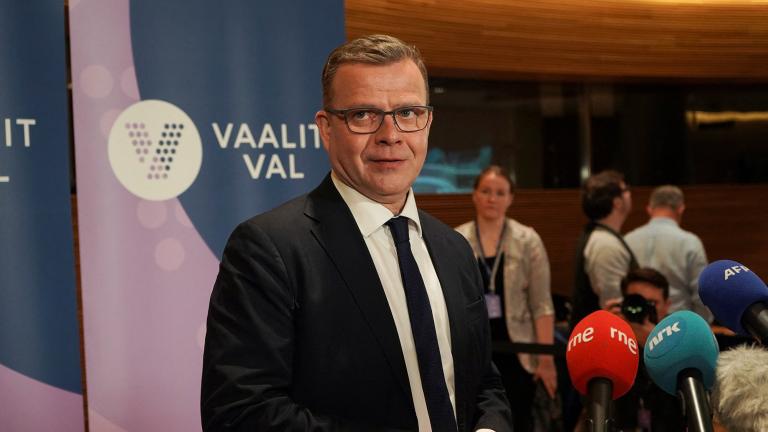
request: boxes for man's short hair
[620,267,670,300]
[473,165,516,193]
[581,170,625,221]
[649,185,684,211]
[321,34,429,107]
[712,345,768,432]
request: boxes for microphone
[699,259,768,344]
[567,310,639,432]
[644,310,719,432]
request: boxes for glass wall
[418,78,768,192]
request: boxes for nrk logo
[108,100,202,201]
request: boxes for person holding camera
[610,268,685,432]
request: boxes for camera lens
[621,294,650,324]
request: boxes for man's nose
[376,113,401,145]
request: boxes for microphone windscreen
[644,310,719,395]
[566,310,639,399]
[699,260,768,335]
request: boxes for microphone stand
[587,377,613,432]
[678,369,713,432]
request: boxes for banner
[69,0,344,429]
[0,1,84,430]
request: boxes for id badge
[484,293,502,319]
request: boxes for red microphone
[567,310,639,432]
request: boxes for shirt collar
[330,171,422,239]
[649,216,679,227]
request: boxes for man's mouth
[370,158,404,168]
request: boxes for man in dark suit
[201,34,513,432]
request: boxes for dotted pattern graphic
[154,123,183,179]
[108,99,202,201]
[123,122,186,181]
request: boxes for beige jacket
[456,218,554,373]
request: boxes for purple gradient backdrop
[0,364,84,431]
[70,0,218,430]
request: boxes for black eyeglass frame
[324,105,434,134]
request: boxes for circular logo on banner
[108,99,202,201]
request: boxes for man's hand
[603,298,622,316]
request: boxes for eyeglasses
[324,105,433,134]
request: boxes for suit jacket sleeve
[200,221,409,432]
[472,359,513,432]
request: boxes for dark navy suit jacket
[201,174,512,431]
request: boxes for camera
[620,294,658,324]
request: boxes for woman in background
[456,165,557,431]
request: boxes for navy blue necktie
[386,217,458,432]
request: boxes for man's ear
[426,109,434,131]
[315,110,331,152]
[613,195,624,211]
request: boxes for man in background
[625,185,713,322]
[570,170,637,328]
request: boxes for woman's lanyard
[474,220,506,294]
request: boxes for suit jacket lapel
[304,175,411,399]
[421,212,469,430]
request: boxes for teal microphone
[644,310,719,432]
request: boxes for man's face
[315,59,430,212]
[625,281,669,321]
[616,181,633,216]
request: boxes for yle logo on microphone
[647,321,681,352]
[723,264,750,280]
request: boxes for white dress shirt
[331,174,455,431]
